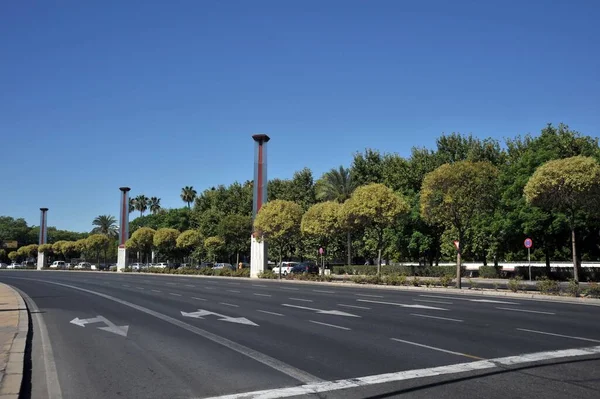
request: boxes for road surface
[1,270,599,398]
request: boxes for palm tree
[129,198,136,214]
[149,197,161,214]
[181,186,197,209]
[91,215,118,238]
[316,166,357,266]
[134,195,149,217]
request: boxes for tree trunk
[346,231,352,266]
[377,249,382,276]
[236,251,239,268]
[456,232,463,289]
[544,243,551,278]
[482,251,487,266]
[572,228,579,284]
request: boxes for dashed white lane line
[228,290,241,293]
[289,298,313,302]
[496,307,554,315]
[204,345,600,399]
[280,287,299,291]
[166,282,177,285]
[169,293,182,297]
[257,310,284,317]
[228,282,241,285]
[205,287,215,290]
[221,302,239,308]
[356,293,383,298]
[137,287,145,290]
[192,297,207,301]
[252,284,268,287]
[411,313,463,323]
[254,293,272,297]
[357,299,447,311]
[413,299,453,305]
[309,320,351,331]
[313,290,335,294]
[517,328,600,343]
[122,284,130,287]
[185,284,195,288]
[337,304,371,310]
[420,295,518,305]
[391,338,482,360]
[152,289,161,293]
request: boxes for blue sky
[1,0,599,233]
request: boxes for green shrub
[567,279,580,297]
[258,271,277,279]
[468,278,479,290]
[536,277,560,295]
[507,276,524,292]
[479,266,500,279]
[439,275,453,287]
[584,282,600,298]
[332,265,464,277]
[382,274,407,286]
[411,276,421,287]
[351,275,382,284]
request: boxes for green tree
[134,195,149,218]
[524,156,600,283]
[176,230,204,265]
[204,236,225,262]
[253,200,303,264]
[38,244,53,257]
[149,197,162,214]
[52,241,68,260]
[153,228,181,263]
[86,234,110,267]
[315,166,357,265]
[351,149,384,186]
[340,184,410,274]
[301,201,342,274]
[8,251,17,262]
[91,215,118,237]
[126,227,156,263]
[0,249,5,262]
[217,214,252,265]
[129,198,136,214]
[181,186,197,209]
[420,161,499,288]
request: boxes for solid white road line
[496,307,554,315]
[257,310,284,317]
[280,287,299,291]
[517,328,600,343]
[337,304,371,310]
[420,295,472,301]
[220,302,239,307]
[254,293,272,297]
[391,338,483,359]
[356,293,383,298]
[313,290,335,294]
[169,293,182,297]
[20,278,321,384]
[152,289,161,293]
[227,290,241,293]
[205,345,600,399]
[309,320,351,331]
[192,297,207,301]
[289,298,313,302]
[411,313,463,323]
[420,295,519,305]
[358,299,447,311]
[413,299,453,305]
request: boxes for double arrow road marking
[181,309,259,326]
[70,316,129,337]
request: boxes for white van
[50,261,66,269]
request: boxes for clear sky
[1,0,599,233]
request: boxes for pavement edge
[0,283,29,399]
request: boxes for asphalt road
[1,270,599,399]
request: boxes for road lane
[2,270,600,398]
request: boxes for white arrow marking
[69,316,129,337]
[181,310,259,326]
[357,299,447,311]
[281,304,360,317]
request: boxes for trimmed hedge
[513,266,600,281]
[258,270,333,282]
[332,265,465,277]
[478,266,501,278]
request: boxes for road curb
[0,283,29,399]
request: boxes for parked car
[290,262,319,274]
[131,262,145,271]
[271,261,299,275]
[74,262,92,270]
[0,263,8,269]
[49,261,66,269]
[198,262,213,269]
[154,262,169,269]
[212,263,235,270]
[7,263,20,269]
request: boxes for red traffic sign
[524,238,533,249]
[453,241,460,251]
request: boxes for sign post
[524,238,533,281]
[319,247,324,276]
[453,241,461,289]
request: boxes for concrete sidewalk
[0,283,28,399]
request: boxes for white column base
[117,247,128,272]
[250,235,267,278]
[37,252,46,270]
